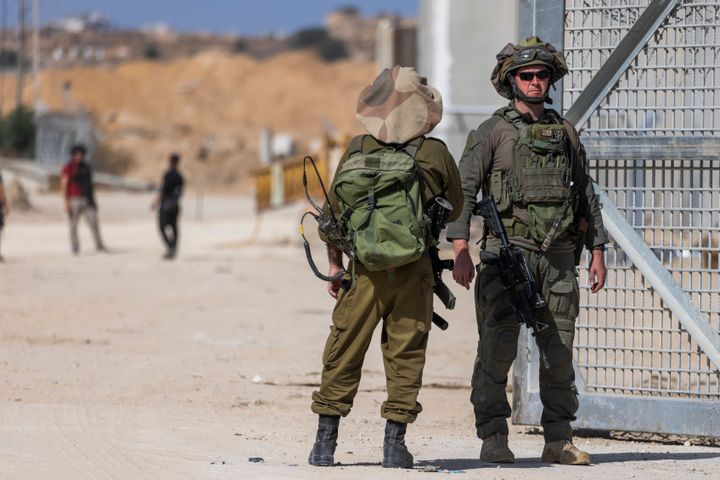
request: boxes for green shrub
[233,38,248,53]
[1,106,35,158]
[143,43,161,60]
[0,49,18,67]
[288,27,348,61]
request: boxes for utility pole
[31,0,38,109]
[16,0,26,110]
[0,0,5,113]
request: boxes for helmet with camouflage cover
[491,36,568,104]
[356,65,442,144]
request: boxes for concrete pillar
[418,0,519,159]
[518,0,565,109]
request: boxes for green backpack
[332,136,427,271]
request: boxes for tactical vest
[490,106,577,251]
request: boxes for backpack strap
[495,105,526,130]
[400,136,431,220]
[400,136,424,159]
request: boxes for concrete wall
[418,0,519,159]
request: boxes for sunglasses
[516,70,551,81]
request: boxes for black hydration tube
[301,156,349,287]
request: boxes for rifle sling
[540,196,572,253]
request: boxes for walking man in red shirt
[60,144,106,255]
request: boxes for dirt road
[0,193,718,479]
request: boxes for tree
[0,106,35,158]
[232,38,248,53]
[288,27,348,61]
[143,43,161,60]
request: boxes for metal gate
[513,0,720,437]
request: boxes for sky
[34,0,418,35]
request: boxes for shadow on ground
[417,451,720,470]
[591,451,720,464]
[417,458,544,471]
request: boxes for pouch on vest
[527,203,574,246]
[332,138,426,271]
[489,170,512,213]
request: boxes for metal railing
[253,136,348,213]
[580,157,720,398]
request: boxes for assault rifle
[473,196,550,344]
[427,197,456,331]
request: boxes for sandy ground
[0,192,718,479]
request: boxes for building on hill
[325,8,416,63]
[49,12,112,34]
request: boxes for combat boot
[541,439,591,465]
[480,432,515,463]
[382,420,414,469]
[308,414,339,466]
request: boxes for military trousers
[311,254,434,424]
[68,196,105,253]
[471,245,579,443]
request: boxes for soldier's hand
[589,249,606,293]
[327,280,341,298]
[452,240,475,290]
[327,265,345,299]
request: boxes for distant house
[50,12,112,34]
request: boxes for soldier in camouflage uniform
[446,37,608,465]
[308,66,463,469]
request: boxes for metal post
[31,0,38,109]
[15,0,25,109]
[0,0,6,113]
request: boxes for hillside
[2,51,376,190]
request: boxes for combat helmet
[491,36,568,104]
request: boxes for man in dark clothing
[152,153,184,259]
[61,144,106,255]
[0,172,8,261]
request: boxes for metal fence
[581,158,720,399]
[513,0,720,436]
[34,111,95,167]
[564,0,720,136]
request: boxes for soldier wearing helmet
[446,37,608,465]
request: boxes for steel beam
[514,389,720,437]
[513,327,720,436]
[565,0,680,130]
[582,137,720,161]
